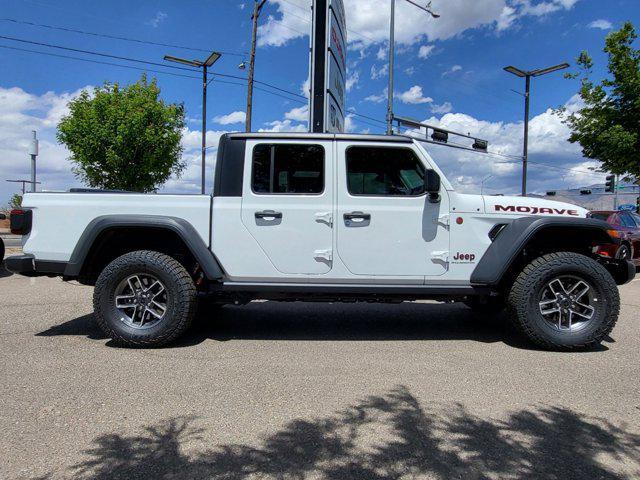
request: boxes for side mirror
[425,170,441,203]
[0,214,5,220]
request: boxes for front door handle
[255,210,282,219]
[344,212,371,221]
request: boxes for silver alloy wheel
[114,273,168,329]
[538,275,597,331]
[616,245,631,260]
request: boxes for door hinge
[314,249,333,261]
[431,250,449,262]
[314,211,333,226]
[436,214,450,226]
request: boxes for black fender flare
[470,216,617,286]
[64,215,224,280]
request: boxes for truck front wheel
[93,250,197,347]
[507,252,620,351]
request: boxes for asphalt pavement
[1,267,639,479]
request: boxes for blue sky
[0,0,638,204]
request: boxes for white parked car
[6,133,635,349]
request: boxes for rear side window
[620,213,636,228]
[631,213,640,227]
[589,212,612,222]
[346,147,426,196]
[252,144,324,194]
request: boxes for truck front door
[336,143,450,277]
[240,140,334,275]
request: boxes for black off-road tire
[507,252,619,351]
[93,250,197,347]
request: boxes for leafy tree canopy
[560,22,640,182]
[57,75,186,192]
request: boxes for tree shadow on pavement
[64,385,639,480]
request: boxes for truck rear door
[240,139,334,275]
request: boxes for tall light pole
[29,130,38,192]
[246,0,267,133]
[164,51,221,194]
[503,63,569,196]
[386,0,439,135]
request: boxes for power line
[0,18,247,57]
[0,34,299,96]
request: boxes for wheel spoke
[548,279,566,296]
[127,275,142,293]
[115,294,136,309]
[146,280,165,297]
[572,302,595,319]
[568,281,590,300]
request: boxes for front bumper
[5,254,67,277]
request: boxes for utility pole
[503,63,569,196]
[386,0,439,135]
[29,130,38,192]
[246,0,267,133]
[164,51,221,194]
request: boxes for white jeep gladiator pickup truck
[6,132,635,350]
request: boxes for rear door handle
[255,210,282,219]
[344,212,371,221]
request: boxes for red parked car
[589,210,640,266]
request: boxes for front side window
[346,147,426,196]
[252,144,324,194]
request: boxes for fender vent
[488,223,508,242]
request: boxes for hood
[483,195,589,218]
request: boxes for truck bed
[21,193,211,262]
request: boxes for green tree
[560,22,640,182]
[57,75,186,192]
[9,194,22,209]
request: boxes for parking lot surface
[1,268,639,479]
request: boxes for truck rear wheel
[507,252,619,351]
[93,250,197,347]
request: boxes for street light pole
[246,0,267,133]
[503,62,569,196]
[386,0,439,135]
[202,64,208,195]
[522,74,530,198]
[164,51,221,194]
[386,0,396,135]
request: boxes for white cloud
[418,45,435,59]
[284,104,309,122]
[442,65,463,77]
[376,46,387,60]
[259,119,308,132]
[412,94,598,195]
[404,66,415,76]
[396,85,433,104]
[370,63,388,80]
[257,0,310,47]
[146,11,168,28]
[364,89,387,103]
[587,19,613,30]
[258,0,580,49]
[213,110,247,125]
[346,71,360,91]
[0,85,234,202]
[430,102,453,114]
[301,76,310,99]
